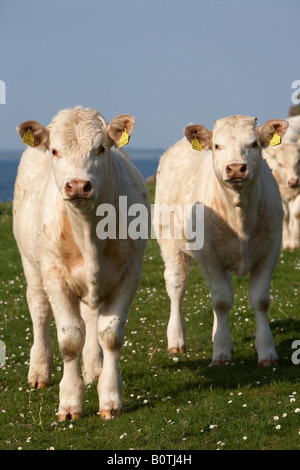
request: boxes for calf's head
[266,143,300,190]
[184,115,288,190]
[17,107,135,207]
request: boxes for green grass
[0,186,299,450]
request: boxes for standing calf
[13,107,149,420]
[264,143,300,249]
[154,115,288,365]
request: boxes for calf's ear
[107,114,135,147]
[17,120,50,148]
[184,125,212,150]
[259,119,289,147]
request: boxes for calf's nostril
[83,181,93,193]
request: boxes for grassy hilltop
[0,184,299,450]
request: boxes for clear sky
[0,0,299,151]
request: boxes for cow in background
[264,120,300,249]
[154,115,288,366]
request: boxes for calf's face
[184,115,288,190]
[17,108,135,207]
[266,143,300,189]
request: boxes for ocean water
[0,148,163,202]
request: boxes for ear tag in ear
[119,128,129,148]
[22,127,35,147]
[191,137,202,151]
[270,131,281,147]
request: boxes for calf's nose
[226,163,248,179]
[287,177,299,188]
[65,179,93,199]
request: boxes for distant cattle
[282,115,300,143]
[264,143,300,249]
[154,115,288,366]
[13,107,149,421]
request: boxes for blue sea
[0,148,163,202]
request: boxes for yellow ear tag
[191,137,202,151]
[270,131,281,147]
[22,127,35,147]
[119,128,129,148]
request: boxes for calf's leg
[97,252,144,419]
[289,196,300,249]
[206,271,234,365]
[249,263,278,366]
[42,268,85,420]
[80,302,102,385]
[22,257,53,388]
[159,239,190,354]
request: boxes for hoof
[29,381,48,389]
[58,412,82,422]
[210,354,231,366]
[210,360,229,366]
[99,409,122,420]
[168,347,186,354]
[258,359,278,367]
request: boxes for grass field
[0,184,299,451]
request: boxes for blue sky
[0,0,299,150]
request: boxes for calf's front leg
[97,256,144,419]
[43,268,85,420]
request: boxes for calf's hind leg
[203,269,234,365]
[159,239,190,354]
[248,263,278,366]
[80,302,102,385]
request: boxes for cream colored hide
[263,143,300,249]
[154,115,288,366]
[282,116,300,144]
[13,107,150,421]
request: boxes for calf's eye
[50,149,59,157]
[250,141,258,149]
[97,145,106,155]
[214,144,222,150]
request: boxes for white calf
[13,107,149,420]
[154,115,288,366]
[264,143,300,249]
